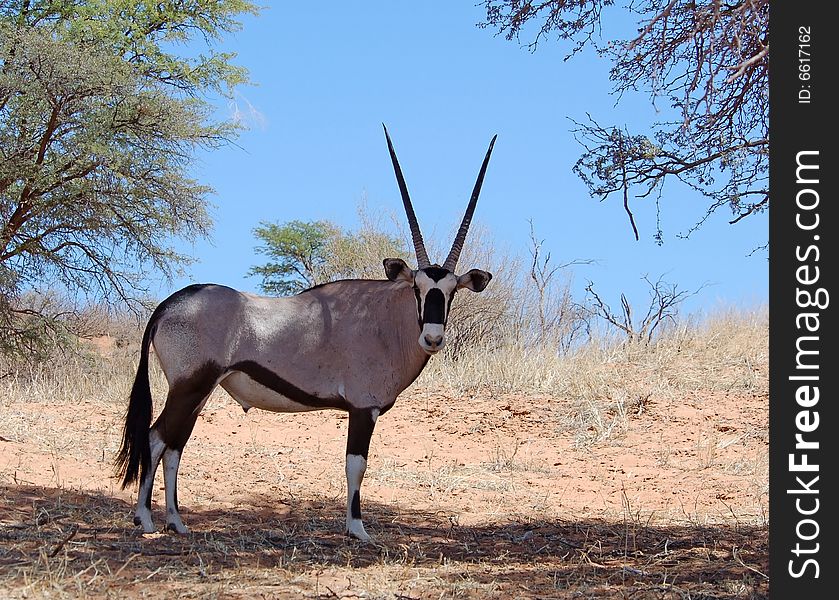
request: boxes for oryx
[114,125,496,541]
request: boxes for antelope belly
[220,372,321,413]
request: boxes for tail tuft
[114,321,155,488]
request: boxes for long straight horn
[383,124,431,269]
[442,135,497,272]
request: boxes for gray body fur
[156,280,427,414]
[115,125,497,542]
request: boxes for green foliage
[0,0,258,359]
[249,220,338,296]
[249,217,409,296]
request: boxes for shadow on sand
[0,484,768,598]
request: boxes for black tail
[114,316,157,489]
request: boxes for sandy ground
[0,377,768,598]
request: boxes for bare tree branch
[481,0,769,242]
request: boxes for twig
[49,524,79,557]
[113,552,142,578]
[725,45,769,83]
[732,546,768,579]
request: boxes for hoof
[345,520,372,542]
[133,511,156,533]
[165,522,188,534]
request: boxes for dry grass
[0,307,768,598]
[1,478,768,598]
[0,484,769,600]
[423,305,767,446]
[424,305,767,394]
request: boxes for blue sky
[171,2,768,316]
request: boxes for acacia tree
[0,0,257,358]
[249,220,339,296]
[480,0,768,244]
[249,219,409,296]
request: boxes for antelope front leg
[345,407,378,541]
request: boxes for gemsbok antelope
[115,125,496,541]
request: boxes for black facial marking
[422,266,451,282]
[414,286,423,325]
[346,408,377,459]
[351,490,362,519]
[446,288,457,317]
[422,288,446,325]
[230,360,348,410]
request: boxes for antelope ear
[383,258,415,283]
[457,269,492,293]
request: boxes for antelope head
[382,125,495,355]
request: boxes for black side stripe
[229,360,349,410]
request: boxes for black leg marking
[346,408,377,458]
[154,362,222,450]
[149,364,218,536]
[345,408,378,540]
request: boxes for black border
[769,3,836,596]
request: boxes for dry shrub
[427,222,587,359]
[430,304,766,393]
[423,304,767,446]
[2,302,766,457]
[441,223,521,356]
[0,302,768,599]
[323,199,412,282]
[2,208,767,454]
